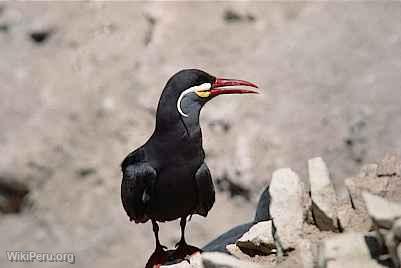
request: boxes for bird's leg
[145,220,169,268]
[152,220,167,251]
[173,217,201,261]
[175,217,187,247]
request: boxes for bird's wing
[193,162,215,217]
[121,163,157,223]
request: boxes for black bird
[121,69,258,267]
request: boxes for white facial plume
[177,83,211,117]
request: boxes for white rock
[201,252,263,268]
[319,233,381,267]
[236,221,275,254]
[336,190,354,231]
[308,157,338,231]
[326,258,387,268]
[377,153,401,177]
[297,239,316,268]
[335,181,370,232]
[272,239,317,268]
[362,192,401,229]
[383,229,400,268]
[393,218,401,240]
[225,244,251,260]
[398,244,401,267]
[345,163,388,214]
[269,168,305,250]
[344,173,389,231]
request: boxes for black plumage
[120,69,258,266]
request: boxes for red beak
[210,78,259,96]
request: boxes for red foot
[145,247,174,268]
[145,244,202,267]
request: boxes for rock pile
[165,153,401,268]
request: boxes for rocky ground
[0,2,401,268]
[166,154,401,268]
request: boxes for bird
[120,69,258,267]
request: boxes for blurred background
[0,2,400,268]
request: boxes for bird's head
[160,69,259,118]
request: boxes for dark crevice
[349,191,356,209]
[223,9,256,23]
[0,23,9,33]
[236,245,270,257]
[29,30,52,44]
[337,218,344,233]
[363,234,394,267]
[0,177,30,214]
[76,167,96,178]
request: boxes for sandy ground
[0,2,400,268]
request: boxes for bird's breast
[148,161,202,222]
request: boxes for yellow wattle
[196,91,210,98]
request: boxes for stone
[297,239,316,268]
[257,239,316,268]
[385,178,401,203]
[254,186,270,223]
[269,168,306,250]
[343,157,401,232]
[335,186,371,232]
[383,229,400,268]
[393,218,401,240]
[203,222,254,253]
[225,244,251,260]
[345,164,389,211]
[236,221,275,255]
[398,244,401,267]
[346,157,401,218]
[362,192,401,229]
[201,252,263,268]
[344,170,390,231]
[308,157,338,231]
[326,259,387,268]
[336,190,354,231]
[318,232,382,267]
[303,190,313,223]
[377,153,401,177]
[332,174,355,231]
